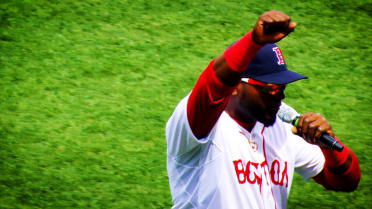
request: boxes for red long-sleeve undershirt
[186,59,235,138]
[313,143,360,191]
[185,31,360,191]
[187,31,261,138]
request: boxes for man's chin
[261,116,277,127]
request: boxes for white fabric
[166,96,325,209]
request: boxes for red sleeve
[313,138,361,192]
[187,60,236,138]
[186,31,262,139]
[223,31,262,72]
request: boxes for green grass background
[1,0,371,208]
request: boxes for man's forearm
[186,32,262,138]
[313,141,361,191]
[214,30,262,86]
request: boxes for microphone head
[278,102,299,123]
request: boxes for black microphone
[278,103,344,152]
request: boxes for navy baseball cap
[242,43,307,84]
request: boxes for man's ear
[232,89,238,96]
[232,83,242,96]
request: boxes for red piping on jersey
[261,126,278,209]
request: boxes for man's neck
[226,109,256,132]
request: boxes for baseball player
[165,10,360,209]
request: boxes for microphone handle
[320,134,344,152]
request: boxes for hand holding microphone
[278,103,344,152]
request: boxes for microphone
[278,103,344,152]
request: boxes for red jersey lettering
[233,159,288,188]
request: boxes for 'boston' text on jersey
[233,159,288,189]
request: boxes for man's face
[235,82,286,126]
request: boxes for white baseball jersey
[166,95,325,209]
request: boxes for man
[165,10,360,209]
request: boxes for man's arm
[187,10,296,138]
[295,113,361,191]
[313,145,360,191]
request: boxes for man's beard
[260,114,277,127]
[237,101,278,127]
[252,107,278,127]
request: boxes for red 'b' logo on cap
[272,47,285,65]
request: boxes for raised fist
[252,10,296,45]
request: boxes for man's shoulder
[167,94,191,123]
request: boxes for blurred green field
[0,0,371,208]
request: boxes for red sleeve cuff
[320,137,349,168]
